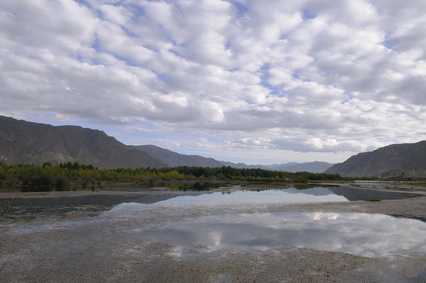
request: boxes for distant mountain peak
[263,161,333,173]
[132,145,224,168]
[0,115,335,172]
[0,116,163,168]
[326,141,426,177]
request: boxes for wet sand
[1,189,426,282]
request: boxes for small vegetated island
[0,162,343,192]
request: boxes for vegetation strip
[0,162,343,192]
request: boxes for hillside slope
[133,145,224,167]
[267,162,333,173]
[326,141,426,177]
[0,116,164,168]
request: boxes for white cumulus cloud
[1,0,426,163]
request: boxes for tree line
[0,162,344,192]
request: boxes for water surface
[107,186,420,214]
[104,187,426,258]
[1,187,426,282]
[142,212,426,258]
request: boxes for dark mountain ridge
[0,116,163,168]
[0,115,334,172]
[132,145,224,167]
[326,141,426,177]
[265,161,333,173]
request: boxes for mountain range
[0,115,331,172]
[132,145,224,168]
[0,116,163,168]
[7,115,426,178]
[326,141,426,178]
[264,162,334,173]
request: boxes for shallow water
[162,186,421,205]
[100,188,426,258]
[141,212,426,258]
[107,188,347,213]
[1,187,426,282]
[106,186,420,214]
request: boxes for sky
[2,0,426,165]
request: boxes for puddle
[143,212,426,258]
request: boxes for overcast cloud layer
[2,0,426,164]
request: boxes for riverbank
[2,185,426,223]
[1,186,426,282]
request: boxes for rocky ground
[1,188,426,283]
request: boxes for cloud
[2,0,426,163]
[272,137,365,153]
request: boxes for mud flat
[1,187,426,282]
[0,190,197,223]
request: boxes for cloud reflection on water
[107,188,349,215]
[142,212,426,258]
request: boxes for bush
[21,175,54,192]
